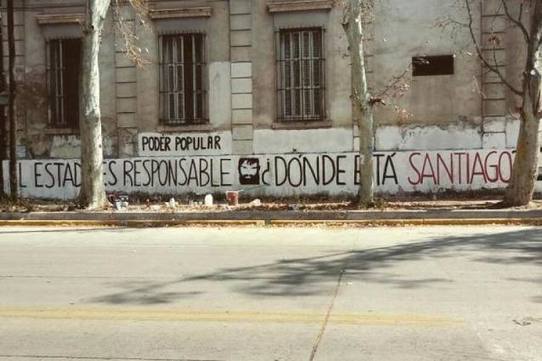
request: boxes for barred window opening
[47,38,81,129]
[277,28,325,122]
[160,34,206,125]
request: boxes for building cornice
[149,7,212,20]
[36,13,84,25]
[267,0,334,13]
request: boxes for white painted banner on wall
[2,149,523,199]
[138,131,232,156]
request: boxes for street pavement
[0,225,540,361]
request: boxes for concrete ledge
[1,209,542,227]
[36,13,84,25]
[0,218,540,228]
[270,218,542,227]
[149,7,212,19]
[0,220,266,228]
[267,0,333,13]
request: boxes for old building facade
[1,0,538,198]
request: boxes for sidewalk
[1,199,542,226]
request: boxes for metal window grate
[47,38,81,129]
[159,33,207,125]
[277,28,325,122]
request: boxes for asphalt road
[0,225,540,361]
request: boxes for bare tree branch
[112,0,150,67]
[501,0,530,43]
[465,0,523,95]
[372,65,411,101]
[518,1,524,23]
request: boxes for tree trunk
[0,11,6,197]
[79,0,110,209]
[357,104,375,207]
[503,1,542,207]
[504,95,540,206]
[343,0,374,208]
[7,0,17,200]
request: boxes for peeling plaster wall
[371,0,482,127]
[14,2,117,159]
[374,118,521,151]
[135,0,231,135]
[11,0,537,193]
[253,119,521,155]
[254,128,355,154]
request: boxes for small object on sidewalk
[114,201,128,211]
[168,198,177,209]
[107,192,129,206]
[118,193,129,203]
[204,194,214,206]
[109,192,130,211]
[249,198,261,207]
[225,191,239,206]
[107,192,116,204]
[288,204,300,211]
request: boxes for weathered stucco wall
[17,1,117,159]
[135,0,232,134]
[372,0,481,127]
[5,0,540,199]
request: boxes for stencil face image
[238,158,261,185]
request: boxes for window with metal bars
[47,38,81,129]
[277,28,325,122]
[159,33,206,125]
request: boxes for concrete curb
[0,219,267,227]
[269,218,542,226]
[0,210,541,227]
[1,209,542,221]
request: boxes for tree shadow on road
[89,227,542,304]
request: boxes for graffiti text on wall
[138,132,232,156]
[3,149,516,199]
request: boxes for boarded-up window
[412,55,454,76]
[47,38,81,129]
[159,34,206,125]
[277,28,325,122]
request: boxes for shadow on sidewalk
[89,228,542,305]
